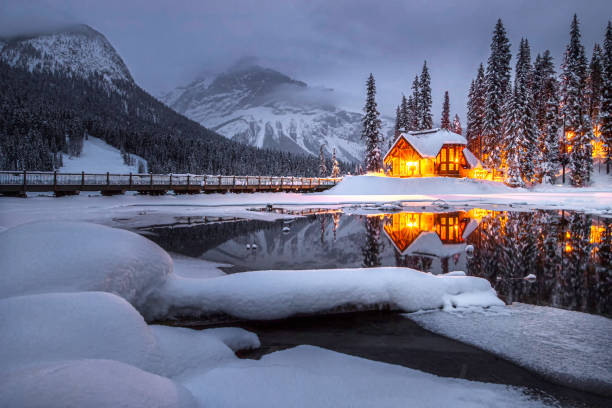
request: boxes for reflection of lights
[565,243,573,253]
[590,225,605,244]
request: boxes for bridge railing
[0,171,342,189]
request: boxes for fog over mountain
[1,0,609,124]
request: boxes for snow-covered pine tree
[473,64,487,158]
[406,95,417,131]
[394,105,402,137]
[419,61,433,130]
[466,79,477,147]
[331,148,340,177]
[319,144,327,176]
[588,44,604,149]
[410,75,421,131]
[400,94,410,131]
[602,21,612,172]
[561,15,593,186]
[452,114,462,135]
[483,19,512,172]
[361,73,383,172]
[441,91,451,130]
[541,92,561,184]
[502,38,537,186]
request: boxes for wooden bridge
[0,171,341,196]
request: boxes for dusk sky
[1,0,610,121]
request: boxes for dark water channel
[141,208,611,407]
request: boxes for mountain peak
[0,24,133,84]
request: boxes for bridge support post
[23,170,26,194]
[53,171,57,192]
[106,172,110,186]
[81,171,84,187]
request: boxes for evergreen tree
[399,94,410,131]
[361,216,383,267]
[441,91,451,130]
[601,21,612,172]
[541,92,561,184]
[394,105,402,137]
[502,38,537,185]
[452,114,462,135]
[319,144,327,176]
[483,19,512,171]
[410,76,421,131]
[361,73,382,172]
[560,15,593,186]
[419,61,433,129]
[466,79,476,143]
[588,44,604,130]
[331,148,340,177]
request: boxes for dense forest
[0,61,349,176]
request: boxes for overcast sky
[1,0,610,122]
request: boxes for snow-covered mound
[0,24,133,84]
[143,267,503,321]
[0,222,171,309]
[324,175,513,195]
[60,135,147,173]
[161,61,393,162]
[183,345,554,408]
[0,359,197,408]
[408,304,612,396]
[0,292,159,372]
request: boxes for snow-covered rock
[0,24,133,85]
[0,359,197,408]
[143,267,503,321]
[407,303,612,396]
[0,221,171,309]
[182,345,555,408]
[160,61,393,163]
[324,175,513,196]
[0,292,160,372]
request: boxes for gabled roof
[384,128,468,161]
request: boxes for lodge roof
[384,128,468,161]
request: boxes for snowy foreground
[408,305,612,397]
[0,221,565,407]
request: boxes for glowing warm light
[590,225,605,244]
[565,243,573,253]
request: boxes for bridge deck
[0,171,341,196]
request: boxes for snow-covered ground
[0,221,561,407]
[407,304,612,396]
[60,136,147,173]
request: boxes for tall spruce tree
[588,44,604,128]
[410,75,421,130]
[502,38,537,185]
[399,94,410,130]
[362,73,383,172]
[561,15,593,186]
[394,105,402,136]
[419,61,433,129]
[466,79,476,143]
[483,19,512,171]
[601,21,612,172]
[441,91,451,130]
[319,145,327,176]
[452,114,462,135]
[331,148,340,177]
[466,64,486,158]
[541,92,561,184]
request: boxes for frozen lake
[141,207,611,316]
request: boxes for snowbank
[182,345,554,408]
[0,359,196,408]
[61,135,147,173]
[0,292,160,372]
[324,175,513,195]
[0,221,171,309]
[170,253,227,279]
[407,303,612,396]
[143,267,503,321]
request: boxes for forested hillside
[0,62,347,175]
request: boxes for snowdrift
[0,359,197,408]
[0,221,171,309]
[183,345,552,408]
[324,175,513,195]
[143,267,504,321]
[408,304,612,397]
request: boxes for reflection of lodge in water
[382,211,480,274]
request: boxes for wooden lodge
[383,128,484,178]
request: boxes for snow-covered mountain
[0,24,133,84]
[161,62,393,163]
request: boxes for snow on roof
[462,148,482,169]
[384,128,468,160]
[399,231,466,258]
